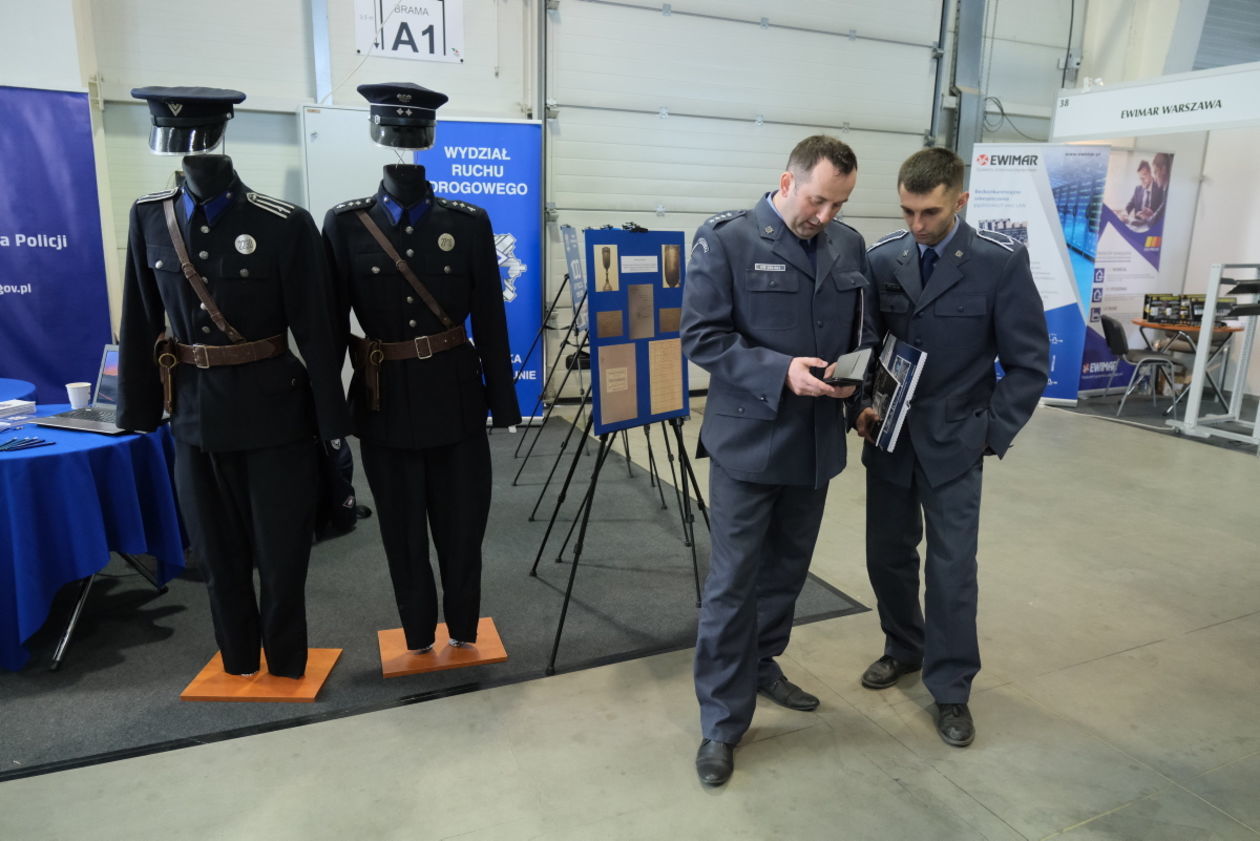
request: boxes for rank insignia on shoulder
[436,197,480,216]
[136,187,179,204]
[704,209,745,227]
[333,196,376,214]
[246,191,296,218]
[975,229,1017,251]
[867,229,909,252]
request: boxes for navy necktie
[920,247,939,283]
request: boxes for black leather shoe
[758,676,820,711]
[935,703,975,747]
[695,739,735,786]
[860,655,922,689]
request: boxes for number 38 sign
[355,0,465,64]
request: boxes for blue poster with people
[0,86,112,402]
[416,120,542,419]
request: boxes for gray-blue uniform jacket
[682,197,868,489]
[861,220,1049,486]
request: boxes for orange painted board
[378,617,507,678]
[180,648,342,702]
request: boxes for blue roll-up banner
[1078,149,1175,393]
[416,120,542,419]
[585,229,689,436]
[968,144,1111,404]
[0,86,111,402]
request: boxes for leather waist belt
[349,325,469,411]
[155,333,288,413]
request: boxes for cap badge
[167,102,183,116]
[235,234,257,255]
[438,233,455,252]
[397,93,413,103]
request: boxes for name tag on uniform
[753,263,786,272]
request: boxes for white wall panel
[92,0,314,108]
[566,0,939,45]
[0,0,84,91]
[549,1,936,133]
[548,107,918,219]
[323,0,534,118]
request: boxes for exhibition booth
[2,13,1256,784]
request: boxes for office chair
[1100,314,1185,417]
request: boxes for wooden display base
[378,617,507,678]
[179,648,342,702]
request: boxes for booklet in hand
[822,346,872,386]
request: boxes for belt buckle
[191,344,211,369]
[414,335,434,360]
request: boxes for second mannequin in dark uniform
[322,83,520,652]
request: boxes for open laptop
[34,345,130,435]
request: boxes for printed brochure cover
[871,332,926,453]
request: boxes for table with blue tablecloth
[0,405,186,670]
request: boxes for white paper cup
[66,382,92,409]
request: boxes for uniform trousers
[695,461,830,744]
[865,454,983,704]
[173,438,319,678]
[359,432,491,650]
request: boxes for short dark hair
[1137,160,1151,173]
[786,135,857,177]
[898,147,964,194]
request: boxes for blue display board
[586,229,689,435]
[0,86,111,402]
[416,120,542,418]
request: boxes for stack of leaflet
[0,399,36,419]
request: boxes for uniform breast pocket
[934,295,990,346]
[146,246,181,275]
[743,271,799,330]
[217,254,271,283]
[352,252,398,282]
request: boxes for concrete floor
[2,404,1258,841]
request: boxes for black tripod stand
[529,415,708,675]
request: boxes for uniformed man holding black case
[118,87,350,679]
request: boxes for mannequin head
[131,86,245,155]
[356,82,449,151]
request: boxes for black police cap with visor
[357,83,448,150]
[131,86,246,155]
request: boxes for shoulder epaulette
[135,187,178,205]
[246,191,297,219]
[704,209,745,227]
[866,229,909,252]
[974,229,1017,252]
[333,196,376,214]
[829,218,861,237]
[436,197,483,216]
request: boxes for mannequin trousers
[360,432,492,650]
[173,438,319,678]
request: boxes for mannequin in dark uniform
[321,83,520,653]
[118,87,350,678]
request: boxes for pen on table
[0,438,52,451]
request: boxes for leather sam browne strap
[162,198,248,344]
[154,333,288,414]
[348,325,469,411]
[354,210,458,330]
